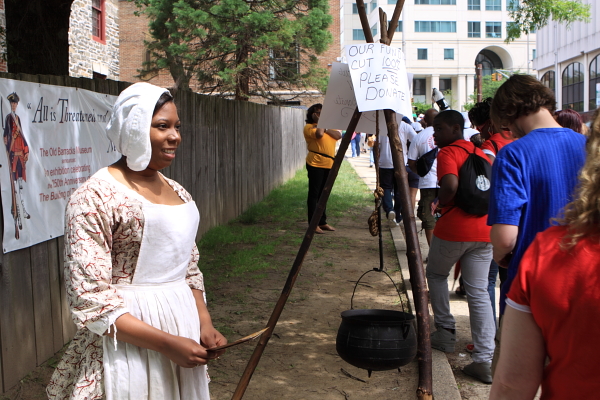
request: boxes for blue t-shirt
[487,127,586,314]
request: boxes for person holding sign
[47,83,226,400]
[303,103,342,234]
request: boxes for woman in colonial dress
[47,83,226,400]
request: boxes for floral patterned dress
[47,168,207,400]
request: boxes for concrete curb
[346,151,461,400]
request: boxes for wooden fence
[0,73,307,394]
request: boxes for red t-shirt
[507,225,600,399]
[433,140,491,242]
[480,132,513,156]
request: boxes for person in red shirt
[427,110,495,383]
[469,98,514,165]
[490,109,600,400]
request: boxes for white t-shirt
[407,126,438,189]
[463,127,479,140]
[379,122,416,169]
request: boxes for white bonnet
[106,82,172,171]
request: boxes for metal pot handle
[350,269,406,313]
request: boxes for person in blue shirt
[488,74,586,370]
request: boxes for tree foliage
[130,0,333,101]
[505,0,591,42]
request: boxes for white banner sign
[318,62,410,135]
[0,79,119,253]
[344,44,412,117]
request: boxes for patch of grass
[198,161,371,289]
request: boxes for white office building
[533,0,599,114]
[340,0,535,110]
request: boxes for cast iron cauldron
[336,270,417,376]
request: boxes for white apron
[102,197,210,400]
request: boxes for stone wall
[69,0,119,79]
[0,0,6,72]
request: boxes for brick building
[69,0,120,80]
[119,1,341,108]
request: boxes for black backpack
[446,144,492,216]
[416,147,439,177]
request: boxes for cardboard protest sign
[344,43,412,118]
[318,62,412,135]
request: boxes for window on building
[269,46,299,81]
[444,49,454,60]
[540,70,555,94]
[415,21,457,32]
[413,78,427,95]
[439,78,452,93]
[562,62,584,112]
[415,0,456,4]
[507,0,518,11]
[486,0,501,10]
[532,49,536,59]
[486,22,502,38]
[468,0,480,10]
[352,3,359,14]
[468,21,481,37]
[388,0,396,3]
[92,0,106,43]
[417,48,428,60]
[388,20,403,32]
[371,23,378,37]
[371,1,378,12]
[353,29,366,40]
[589,55,600,111]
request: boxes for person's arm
[491,224,518,266]
[107,313,214,367]
[437,174,458,207]
[489,306,545,400]
[192,289,227,356]
[321,128,342,140]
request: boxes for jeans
[370,147,374,165]
[426,235,495,363]
[351,134,361,157]
[306,163,329,226]
[379,168,402,222]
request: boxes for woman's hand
[163,335,212,368]
[201,325,228,358]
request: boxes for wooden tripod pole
[373,3,433,398]
[231,109,363,400]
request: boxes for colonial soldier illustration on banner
[3,92,30,239]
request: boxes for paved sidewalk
[345,148,462,400]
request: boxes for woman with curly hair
[490,108,600,399]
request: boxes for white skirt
[103,280,210,400]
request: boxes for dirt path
[207,211,421,400]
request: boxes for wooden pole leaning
[377,4,433,400]
[231,109,363,400]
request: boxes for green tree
[463,74,505,110]
[505,0,591,42]
[130,0,333,101]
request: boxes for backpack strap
[489,139,499,154]
[308,150,335,160]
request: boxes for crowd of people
[305,74,599,399]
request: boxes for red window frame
[92,0,106,44]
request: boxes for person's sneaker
[430,328,456,352]
[463,361,493,384]
[387,211,396,222]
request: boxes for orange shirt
[433,140,491,243]
[304,124,337,169]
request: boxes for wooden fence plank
[0,248,36,391]
[30,241,55,365]
[47,238,64,352]
[57,235,76,343]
